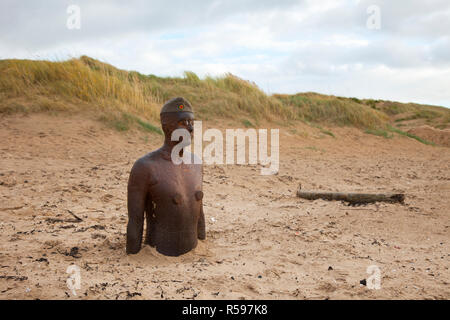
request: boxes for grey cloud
[0,0,301,51]
[0,0,449,106]
[364,0,450,39]
[284,38,443,77]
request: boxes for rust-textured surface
[126,97,205,256]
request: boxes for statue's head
[160,97,194,143]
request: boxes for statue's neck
[162,139,181,150]
[161,140,184,159]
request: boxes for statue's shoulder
[133,151,160,169]
[129,152,161,185]
[142,150,162,162]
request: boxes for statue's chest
[148,163,202,205]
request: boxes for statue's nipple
[173,193,182,205]
[195,191,203,201]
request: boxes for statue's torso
[144,151,203,256]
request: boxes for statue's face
[161,112,195,141]
[175,112,194,139]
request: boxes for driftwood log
[297,187,405,205]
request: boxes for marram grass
[1,56,449,135]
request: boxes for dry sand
[407,126,450,148]
[0,114,449,299]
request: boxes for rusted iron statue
[126,97,205,256]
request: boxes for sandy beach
[0,113,449,299]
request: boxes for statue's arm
[197,165,205,240]
[198,202,206,240]
[144,192,156,247]
[126,159,148,254]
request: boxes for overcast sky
[1,0,449,107]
